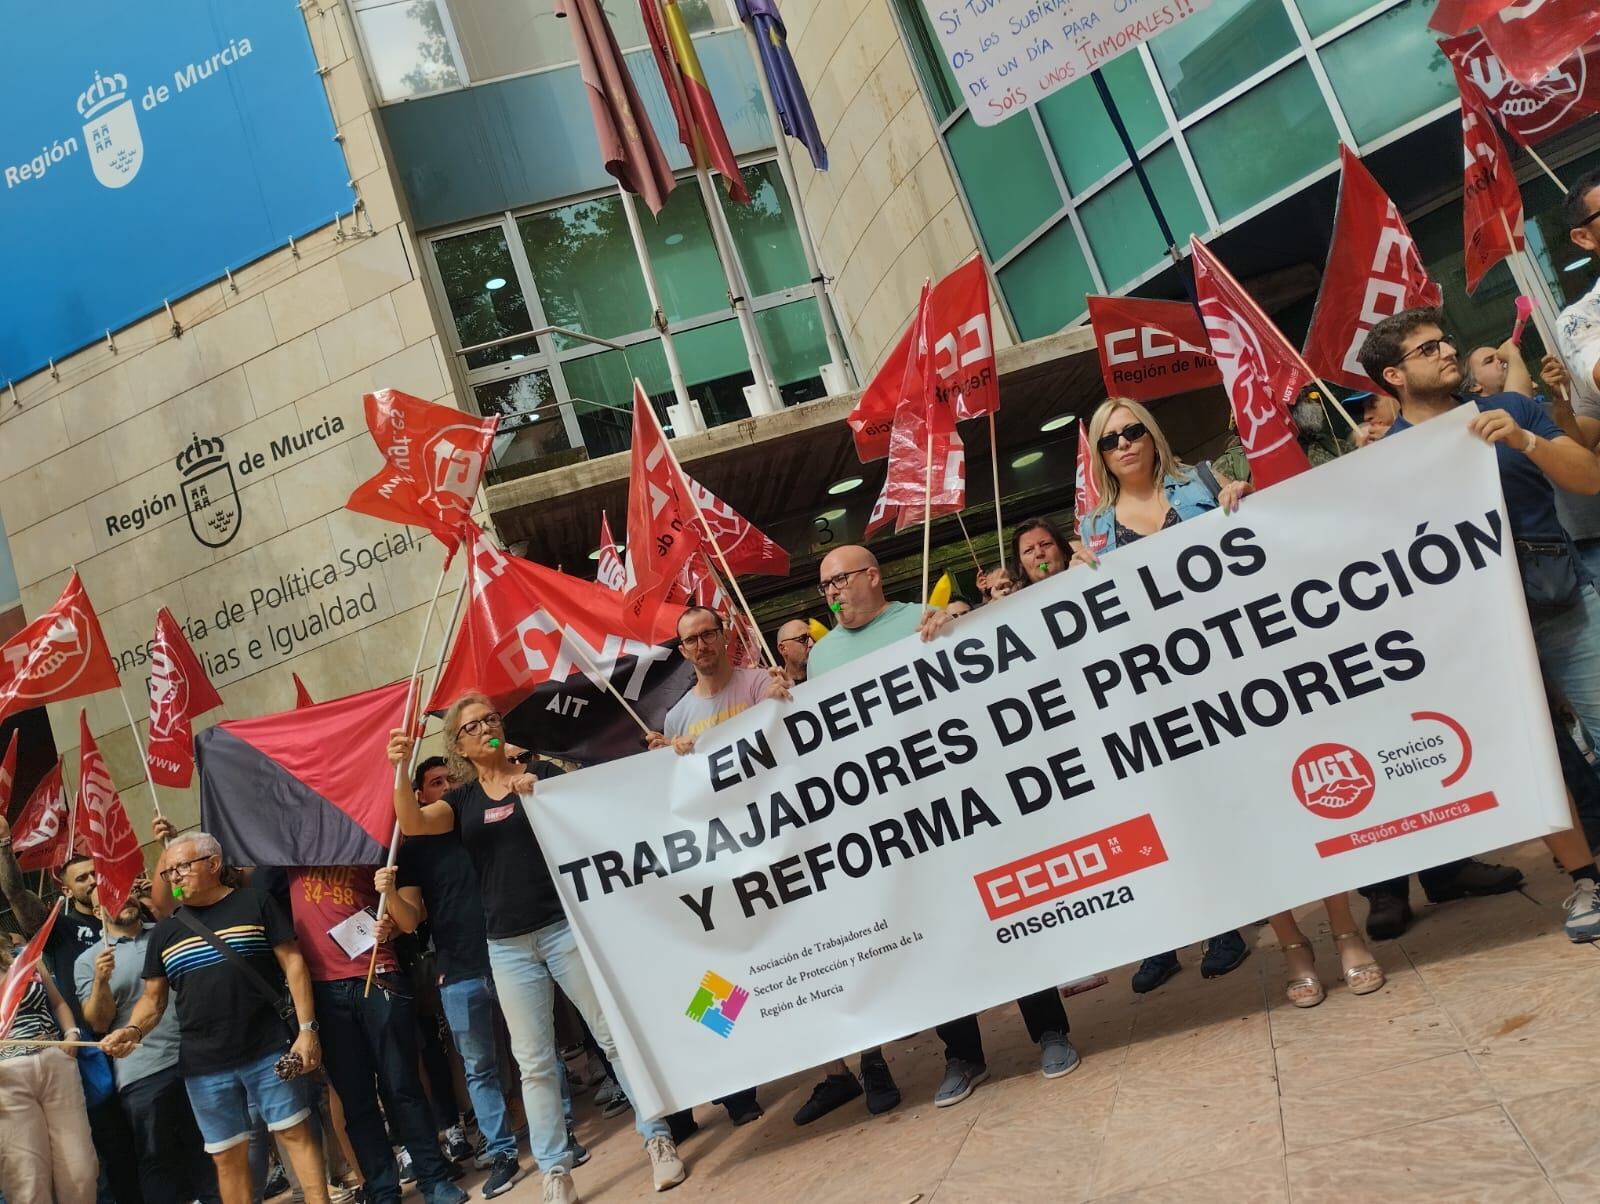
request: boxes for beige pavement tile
[1094,1155,1289,1204]
[1283,1106,1558,1203]
[1439,969,1600,1103]
[1504,1084,1600,1201]
[934,1085,1117,1204]
[1279,1050,1494,1153]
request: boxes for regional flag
[196,680,413,867]
[0,572,120,725]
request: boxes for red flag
[0,898,63,1038]
[345,390,497,552]
[78,712,144,917]
[0,573,120,725]
[0,729,15,812]
[596,513,627,593]
[1481,1,1600,87]
[622,383,704,639]
[1190,238,1313,489]
[640,0,751,203]
[1454,60,1526,294]
[1074,423,1103,547]
[145,608,225,790]
[1429,1,1511,37]
[849,258,998,462]
[681,477,790,577]
[12,759,70,873]
[292,673,315,709]
[429,534,686,714]
[1441,30,1600,145]
[1086,295,1222,402]
[1304,146,1443,392]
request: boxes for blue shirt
[1389,393,1566,542]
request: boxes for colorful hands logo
[685,971,748,1039]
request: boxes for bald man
[773,619,813,685]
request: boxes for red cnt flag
[1304,146,1442,392]
[12,759,70,873]
[1190,237,1313,489]
[849,258,998,462]
[1480,0,1600,88]
[1074,423,1103,549]
[429,533,686,715]
[680,476,790,577]
[0,572,120,726]
[78,711,144,917]
[596,513,627,593]
[1454,59,1526,294]
[146,608,225,790]
[346,390,498,553]
[0,898,64,1038]
[1086,295,1222,402]
[641,0,751,203]
[0,729,16,812]
[292,673,315,709]
[621,383,705,639]
[1441,29,1600,146]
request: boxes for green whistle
[172,885,184,900]
[488,737,502,749]
[1039,562,1049,574]
[829,601,842,613]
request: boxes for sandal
[1333,931,1386,995]
[1281,941,1325,1008]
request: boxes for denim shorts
[183,1048,311,1153]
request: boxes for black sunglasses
[1097,422,1150,453]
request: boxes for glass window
[561,343,663,456]
[474,371,574,470]
[996,219,1094,340]
[354,0,462,103]
[1320,0,1456,144]
[432,224,540,368]
[1149,0,1300,117]
[719,163,809,297]
[945,112,1063,259]
[892,0,962,122]
[518,195,651,349]
[1037,52,1165,195]
[755,300,830,399]
[1293,0,1378,38]
[1186,62,1340,221]
[449,0,717,83]
[1079,146,1208,290]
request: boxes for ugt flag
[78,712,144,917]
[0,572,120,725]
[146,608,225,789]
[596,512,627,592]
[346,390,498,552]
[1455,59,1526,294]
[11,758,71,873]
[1441,29,1600,146]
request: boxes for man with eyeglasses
[773,619,814,685]
[1357,307,1600,942]
[102,833,330,1204]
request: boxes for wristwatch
[299,1020,320,1034]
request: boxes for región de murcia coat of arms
[78,69,143,189]
[178,434,242,548]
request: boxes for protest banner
[525,407,1567,1117]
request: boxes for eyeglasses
[455,712,503,739]
[1572,208,1600,229]
[1396,334,1456,366]
[1096,422,1150,453]
[678,628,724,648]
[817,567,871,596]
[777,634,814,647]
[159,855,215,883]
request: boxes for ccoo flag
[146,608,226,789]
[736,0,827,170]
[622,383,705,640]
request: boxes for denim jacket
[1079,470,1217,554]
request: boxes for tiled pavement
[465,839,1599,1202]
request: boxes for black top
[396,834,492,984]
[46,906,103,1024]
[1113,506,1180,547]
[144,886,296,1075]
[444,762,566,941]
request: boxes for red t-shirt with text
[286,866,398,982]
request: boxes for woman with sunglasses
[1074,398,1385,1006]
[388,694,687,1204]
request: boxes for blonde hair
[1086,397,1188,519]
[441,690,495,784]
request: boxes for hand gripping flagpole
[365,548,463,996]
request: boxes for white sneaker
[541,1168,578,1204]
[1564,877,1600,942]
[645,1135,685,1192]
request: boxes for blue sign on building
[0,1,355,384]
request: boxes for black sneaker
[264,1163,290,1200]
[565,1127,589,1168]
[1132,951,1180,993]
[724,1096,763,1126]
[1423,859,1525,902]
[480,1153,521,1200]
[860,1054,901,1115]
[666,1110,700,1144]
[1364,891,1412,941]
[601,1089,632,1119]
[792,1072,863,1125]
[443,1122,472,1163]
[1200,930,1250,978]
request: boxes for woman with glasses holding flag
[1073,397,1385,1008]
[388,693,687,1204]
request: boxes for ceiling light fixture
[1011,451,1044,468]
[485,277,507,290]
[1563,256,1592,272]
[1040,415,1075,432]
[818,507,847,521]
[828,476,863,495]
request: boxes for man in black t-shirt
[101,832,328,1204]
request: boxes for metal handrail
[451,325,627,357]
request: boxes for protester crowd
[3,172,1600,1204]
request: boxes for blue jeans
[438,977,516,1160]
[1531,582,1600,761]
[487,920,667,1172]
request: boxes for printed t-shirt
[285,866,397,983]
[663,667,770,740]
[444,759,566,941]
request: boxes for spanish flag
[640,0,751,203]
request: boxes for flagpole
[113,682,164,824]
[1524,144,1567,194]
[693,167,781,415]
[697,550,758,665]
[988,412,1005,568]
[921,433,935,609]
[617,186,695,417]
[736,21,854,389]
[952,512,985,572]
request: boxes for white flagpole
[921,434,935,609]
[988,412,1005,569]
[693,167,781,414]
[114,679,165,824]
[617,186,694,416]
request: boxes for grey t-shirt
[1556,280,1600,541]
[75,925,181,1087]
[664,667,770,741]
